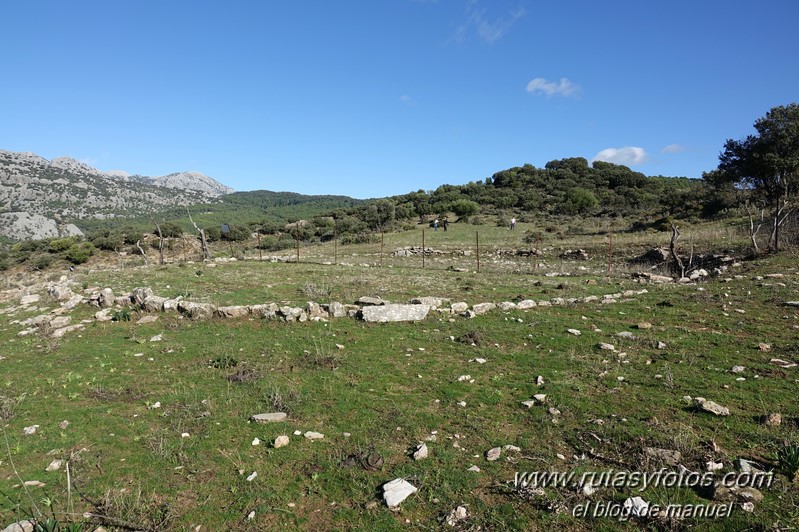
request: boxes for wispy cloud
[592,147,648,166]
[661,143,686,154]
[399,94,415,106]
[526,77,580,97]
[456,0,526,44]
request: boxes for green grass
[0,228,797,530]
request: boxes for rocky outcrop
[0,150,233,239]
[0,212,83,241]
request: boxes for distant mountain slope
[0,149,235,238]
[126,190,363,232]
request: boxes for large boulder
[215,306,249,319]
[177,301,216,320]
[249,303,279,319]
[131,287,154,307]
[360,304,430,323]
[143,295,168,313]
[98,288,115,308]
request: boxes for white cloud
[456,0,525,44]
[526,77,579,97]
[661,143,686,153]
[399,95,414,106]
[592,147,648,166]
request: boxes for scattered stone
[23,425,39,436]
[410,297,444,308]
[741,502,754,513]
[497,301,517,311]
[471,302,496,315]
[250,412,287,423]
[636,322,652,329]
[150,334,163,342]
[533,394,547,403]
[274,435,290,448]
[58,420,69,430]
[623,496,649,518]
[736,458,764,473]
[413,443,429,460]
[20,294,41,306]
[486,447,501,461]
[467,465,480,472]
[567,329,581,336]
[246,471,257,482]
[516,300,536,309]
[536,375,545,386]
[706,461,724,472]
[731,366,745,374]
[737,487,764,502]
[22,481,45,488]
[656,341,668,349]
[136,315,159,325]
[215,306,250,319]
[251,438,261,446]
[770,358,797,369]
[450,302,469,313]
[445,506,468,527]
[616,331,635,339]
[1,519,36,532]
[304,431,324,440]
[45,459,63,472]
[548,407,561,416]
[457,375,473,383]
[383,478,417,509]
[597,343,615,351]
[764,413,782,426]
[693,397,730,416]
[757,343,772,352]
[644,447,682,466]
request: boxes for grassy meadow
[0,220,798,531]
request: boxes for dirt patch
[457,331,482,346]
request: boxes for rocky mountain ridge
[0,149,235,240]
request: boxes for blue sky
[2,1,797,198]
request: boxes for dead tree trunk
[135,240,148,266]
[745,204,764,255]
[670,223,685,279]
[768,196,792,252]
[187,207,211,261]
[150,215,165,265]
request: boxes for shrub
[209,355,238,369]
[258,234,295,251]
[340,232,379,245]
[28,253,55,271]
[158,221,184,238]
[112,309,131,322]
[49,236,80,253]
[63,242,95,264]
